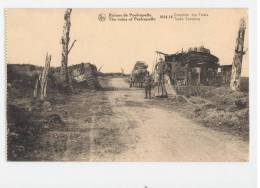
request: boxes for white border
[0,0,256,8]
[0,1,258,188]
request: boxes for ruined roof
[164,46,219,67]
[220,64,232,71]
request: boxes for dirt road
[38,77,248,161]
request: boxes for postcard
[5,8,250,162]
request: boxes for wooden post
[230,18,246,91]
[33,79,39,98]
[60,8,76,83]
[197,67,201,85]
[184,63,191,86]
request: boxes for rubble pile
[68,63,100,89]
[194,86,249,139]
[49,62,100,90]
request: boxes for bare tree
[33,53,51,100]
[230,18,246,91]
[60,8,76,83]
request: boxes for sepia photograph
[6,8,249,161]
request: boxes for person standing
[144,72,153,99]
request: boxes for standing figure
[129,76,133,88]
[155,58,170,98]
[144,72,153,99]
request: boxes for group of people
[130,69,169,99]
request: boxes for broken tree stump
[33,53,51,100]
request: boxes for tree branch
[68,40,77,54]
[243,48,248,55]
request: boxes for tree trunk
[230,18,246,91]
[40,53,51,100]
[33,53,51,100]
[60,8,72,83]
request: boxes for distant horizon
[6,62,249,78]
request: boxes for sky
[6,8,248,76]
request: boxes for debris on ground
[154,86,249,140]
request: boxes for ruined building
[50,62,100,90]
[157,46,232,87]
[159,46,219,86]
[68,63,100,89]
[218,64,232,85]
[153,46,235,96]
